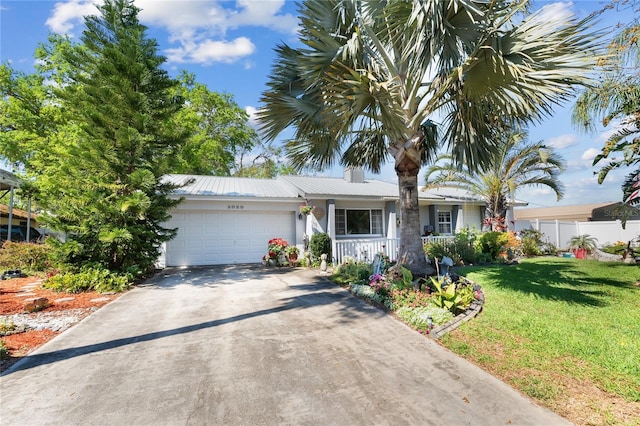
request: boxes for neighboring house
[514,202,640,249]
[0,204,39,228]
[161,170,495,267]
[514,202,615,222]
[1,169,41,242]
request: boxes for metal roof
[164,173,490,204]
[163,174,300,199]
[0,169,21,191]
[279,175,398,199]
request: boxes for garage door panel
[166,210,295,266]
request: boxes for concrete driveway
[0,266,569,425]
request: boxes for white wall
[516,219,640,249]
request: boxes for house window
[336,209,383,235]
[438,211,452,234]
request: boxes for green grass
[441,257,640,403]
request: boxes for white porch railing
[421,235,455,246]
[333,235,455,264]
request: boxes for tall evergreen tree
[40,0,187,272]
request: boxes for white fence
[516,219,640,250]
[333,235,454,264]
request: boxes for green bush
[424,238,477,265]
[0,340,9,360]
[43,266,132,293]
[389,288,433,309]
[333,262,372,285]
[427,276,475,314]
[309,232,331,261]
[476,231,509,259]
[519,229,557,256]
[0,241,50,272]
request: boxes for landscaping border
[430,295,484,339]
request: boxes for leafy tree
[424,130,565,231]
[258,0,600,275]
[170,71,258,175]
[572,0,639,207]
[36,0,187,272]
[0,62,65,171]
[234,143,297,178]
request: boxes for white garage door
[165,210,295,266]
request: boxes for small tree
[309,233,331,262]
[569,234,598,253]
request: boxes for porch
[333,235,454,264]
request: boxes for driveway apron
[0,266,570,425]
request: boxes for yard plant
[443,257,640,425]
[259,0,600,276]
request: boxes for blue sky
[0,0,630,209]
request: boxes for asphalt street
[0,266,571,425]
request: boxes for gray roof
[164,174,300,199]
[0,169,22,191]
[278,175,398,199]
[164,173,493,205]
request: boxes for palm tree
[572,3,639,209]
[424,130,565,231]
[258,0,600,275]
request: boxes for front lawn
[444,257,639,425]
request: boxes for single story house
[160,169,515,267]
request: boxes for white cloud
[136,0,297,65]
[545,133,580,149]
[581,147,600,162]
[45,0,99,34]
[166,37,255,64]
[537,2,574,23]
[229,0,298,34]
[245,106,260,129]
[45,0,297,65]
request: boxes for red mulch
[1,276,122,372]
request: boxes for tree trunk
[396,171,434,277]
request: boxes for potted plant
[267,237,289,266]
[569,234,598,259]
[299,201,314,216]
[285,245,300,263]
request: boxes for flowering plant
[267,238,289,259]
[369,273,391,296]
[299,201,314,215]
[285,245,299,257]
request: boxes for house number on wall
[227,205,245,210]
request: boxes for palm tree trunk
[397,170,433,276]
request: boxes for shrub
[333,262,372,285]
[44,266,131,293]
[424,237,477,265]
[395,306,454,330]
[349,283,387,306]
[520,229,543,256]
[569,234,598,253]
[389,288,433,309]
[427,276,476,314]
[503,231,522,259]
[309,232,331,261]
[476,231,509,259]
[0,340,8,360]
[0,241,50,272]
[0,318,17,336]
